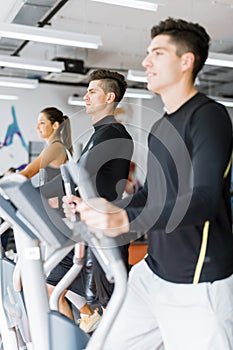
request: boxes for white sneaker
[5,249,16,261]
[78,308,101,333]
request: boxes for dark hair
[0,167,17,178]
[40,107,73,155]
[151,17,210,81]
[6,167,17,173]
[89,69,127,107]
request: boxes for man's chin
[85,107,91,114]
[147,84,159,96]
[147,83,155,93]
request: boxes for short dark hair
[40,107,73,155]
[89,69,127,106]
[151,17,210,81]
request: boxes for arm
[19,142,67,179]
[70,196,130,237]
[127,102,232,233]
[19,154,43,179]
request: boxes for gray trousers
[103,259,233,350]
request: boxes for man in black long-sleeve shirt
[73,18,233,349]
[47,70,133,332]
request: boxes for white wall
[0,83,92,173]
[114,95,164,184]
[135,95,164,183]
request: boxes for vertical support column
[14,224,50,350]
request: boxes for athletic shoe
[78,308,101,333]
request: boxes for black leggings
[47,244,129,308]
[88,244,129,308]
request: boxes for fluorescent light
[91,0,158,11]
[0,94,18,100]
[125,88,154,99]
[210,96,233,108]
[69,90,154,103]
[127,53,233,84]
[127,69,147,83]
[0,55,64,72]
[0,23,102,49]
[206,52,233,68]
[68,90,154,104]
[0,77,38,89]
[216,100,233,108]
[68,96,86,106]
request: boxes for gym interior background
[0,0,233,185]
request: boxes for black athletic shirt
[124,93,233,283]
[78,115,133,201]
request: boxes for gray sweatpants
[103,259,233,350]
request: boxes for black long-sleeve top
[41,115,133,202]
[78,115,133,201]
[124,93,233,283]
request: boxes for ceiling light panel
[127,52,233,84]
[206,52,233,68]
[0,94,19,100]
[0,77,38,89]
[0,55,64,72]
[215,99,233,107]
[68,96,86,106]
[125,88,154,99]
[0,23,102,49]
[127,69,147,83]
[91,0,158,11]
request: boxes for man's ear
[106,92,116,104]
[181,52,195,72]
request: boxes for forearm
[126,185,220,233]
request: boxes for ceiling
[0,0,233,99]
